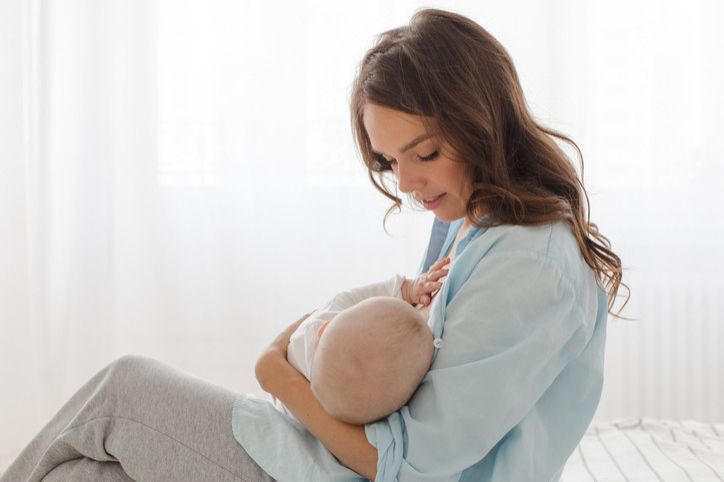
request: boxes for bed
[561,418,724,481]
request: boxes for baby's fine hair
[310,296,434,424]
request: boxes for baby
[284,257,450,424]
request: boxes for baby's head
[310,296,433,424]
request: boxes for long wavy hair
[350,8,629,316]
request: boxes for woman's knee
[110,355,158,373]
[104,354,162,386]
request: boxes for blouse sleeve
[365,250,598,481]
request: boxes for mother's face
[362,103,472,222]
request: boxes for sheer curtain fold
[1,0,723,463]
[1,1,162,453]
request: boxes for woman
[2,8,625,482]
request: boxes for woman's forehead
[363,103,425,132]
[363,103,433,154]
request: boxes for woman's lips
[422,193,446,210]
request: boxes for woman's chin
[433,211,465,222]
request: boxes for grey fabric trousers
[1,355,276,482]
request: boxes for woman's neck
[459,217,475,238]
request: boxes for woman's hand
[254,311,313,394]
[401,256,451,306]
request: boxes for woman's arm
[255,315,378,480]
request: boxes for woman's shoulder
[478,220,594,289]
[481,220,573,256]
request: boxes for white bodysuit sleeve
[326,273,406,311]
[286,274,406,380]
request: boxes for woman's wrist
[255,312,314,394]
[271,368,310,405]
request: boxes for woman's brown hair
[350,8,629,316]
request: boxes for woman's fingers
[269,311,315,353]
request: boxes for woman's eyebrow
[372,133,432,156]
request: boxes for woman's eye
[372,150,436,171]
[419,150,439,161]
[372,153,393,171]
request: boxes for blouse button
[433,337,443,348]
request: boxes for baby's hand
[402,257,451,306]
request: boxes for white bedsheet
[562,418,724,481]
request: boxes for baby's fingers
[430,257,451,270]
[422,280,444,294]
[426,267,449,281]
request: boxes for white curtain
[1,0,723,461]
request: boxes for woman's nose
[395,160,423,194]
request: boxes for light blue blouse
[232,218,607,482]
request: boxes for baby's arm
[328,257,451,311]
[326,275,406,311]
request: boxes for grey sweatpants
[1,355,276,481]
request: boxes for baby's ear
[316,319,331,340]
